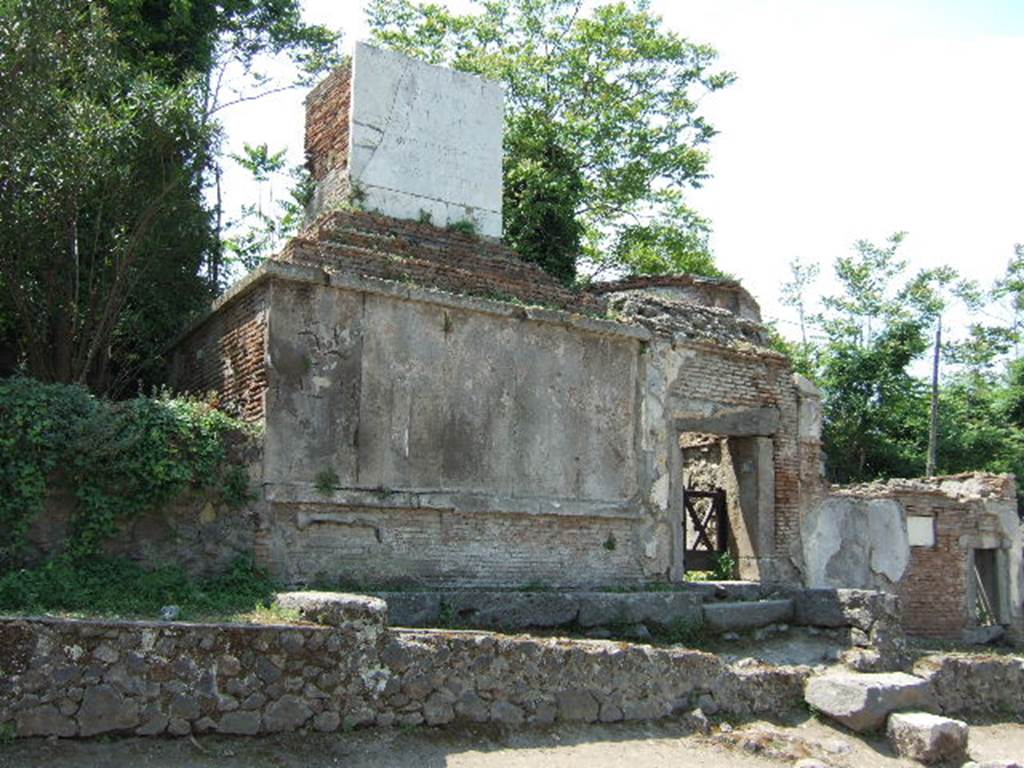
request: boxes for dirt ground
[1,715,1021,768]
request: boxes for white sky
[218,0,1024,340]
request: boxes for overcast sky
[218,0,1024,340]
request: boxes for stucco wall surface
[347,43,503,236]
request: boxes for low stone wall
[916,653,1024,718]
[0,606,809,739]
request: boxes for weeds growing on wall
[0,376,257,569]
[0,556,278,621]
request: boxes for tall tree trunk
[926,317,942,477]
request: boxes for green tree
[99,0,339,288]
[223,143,312,271]
[0,0,340,392]
[779,257,820,377]
[0,0,214,393]
[366,0,733,281]
[814,234,945,481]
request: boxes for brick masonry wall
[305,62,351,182]
[894,492,1014,638]
[0,613,809,739]
[169,282,269,422]
[262,505,646,589]
[284,210,605,315]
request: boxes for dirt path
[0,716,1021,768]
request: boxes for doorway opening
[678,431,773,580]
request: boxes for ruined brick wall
[897,495,973,637]
[667,342,806,579]
[283,210,605,315]
[810,476,1021,640]
[168,281,269,422]
[262,505,645,589]
[305,61,351,182]
[593,276,761,322]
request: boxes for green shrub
[0,377,257,566]
[0,556,276,621]
[712,551,737,581]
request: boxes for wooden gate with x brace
[683,487,729,572]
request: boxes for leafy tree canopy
[0,0,340,393]
[366,0,734,282]
[780,235,1024,488]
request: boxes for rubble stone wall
[0,615,808,740]
[916,653,1024,718]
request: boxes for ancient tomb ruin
[169,43,1021,642]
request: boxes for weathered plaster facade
[168,49,829,588]
[170,240,824,587]
[305,43,504,236]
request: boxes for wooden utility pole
[926,316,942,477]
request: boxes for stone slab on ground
[791,588,897,630]
[804,671,932,732]
[887,712,968,764]
[703,599,794,632]
[681,581,765,603]
[377,591,704,631]
[576,592,703,629]
[444,592,580,629]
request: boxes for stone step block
[680,581,765,603]
[702,599,794,632]
[576,592,703,629]
[887,711,968,764]
[804,671,932,732]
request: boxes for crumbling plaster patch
[802,496,909,590]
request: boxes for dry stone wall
[0,610,809,740]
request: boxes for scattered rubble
[887,711,968,764]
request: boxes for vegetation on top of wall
[0,377,257,570]
[0,556,281,623]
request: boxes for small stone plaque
[907,516,935,547]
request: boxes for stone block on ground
[443,592,579,629]
[702,599,793,632]
[377,592,441,627]
[887,711,968,764]
[792,588,897,630]
[804,671,931,732]
[576,592,703,629]
[962,624,1005,645]
[274,591,387,631]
